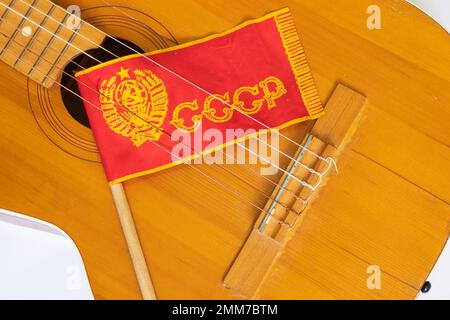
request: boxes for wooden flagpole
[110,183,157,300]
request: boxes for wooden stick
[110,183,157,300]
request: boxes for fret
[0,0,16,23]
[27,11,69,78]
[42,20,82,86]
[0,0,39,57]
[13,2,55,67]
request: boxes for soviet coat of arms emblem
[98,67,169,147]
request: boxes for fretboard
[0,0,104,88]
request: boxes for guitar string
[0,4,334,218]
[0,3,330,191]
[29,3,331,188]
[0,41,306,223]
[8,0,336,170]
[0,27,307,214]
[0,3,334,212]
[20,0,332,165]
[0,4,334,217]
[0,7,325,231]
[0,22,320,220]
[97,0,336,187]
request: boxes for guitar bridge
[223,84,367,298]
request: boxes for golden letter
[202,93,234,123]
[171,100,203,133]
[259,76,287,109]
[233,85,265,115]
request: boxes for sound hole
[60,37,144,128]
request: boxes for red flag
[76,8,324,184]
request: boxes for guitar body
[0,0,449,299]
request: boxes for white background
[407,0,450,32]
[0,209,93,300]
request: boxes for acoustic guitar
[0,0,449,299]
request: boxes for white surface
[417,236,450,300]
[407,0,450,32]
[0,209,94,300]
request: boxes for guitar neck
[0,0,104,88]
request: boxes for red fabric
[76,8,323,183]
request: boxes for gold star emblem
[117,67,130,80]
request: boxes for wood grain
[224,230,281,298]
[0,0,448,299]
